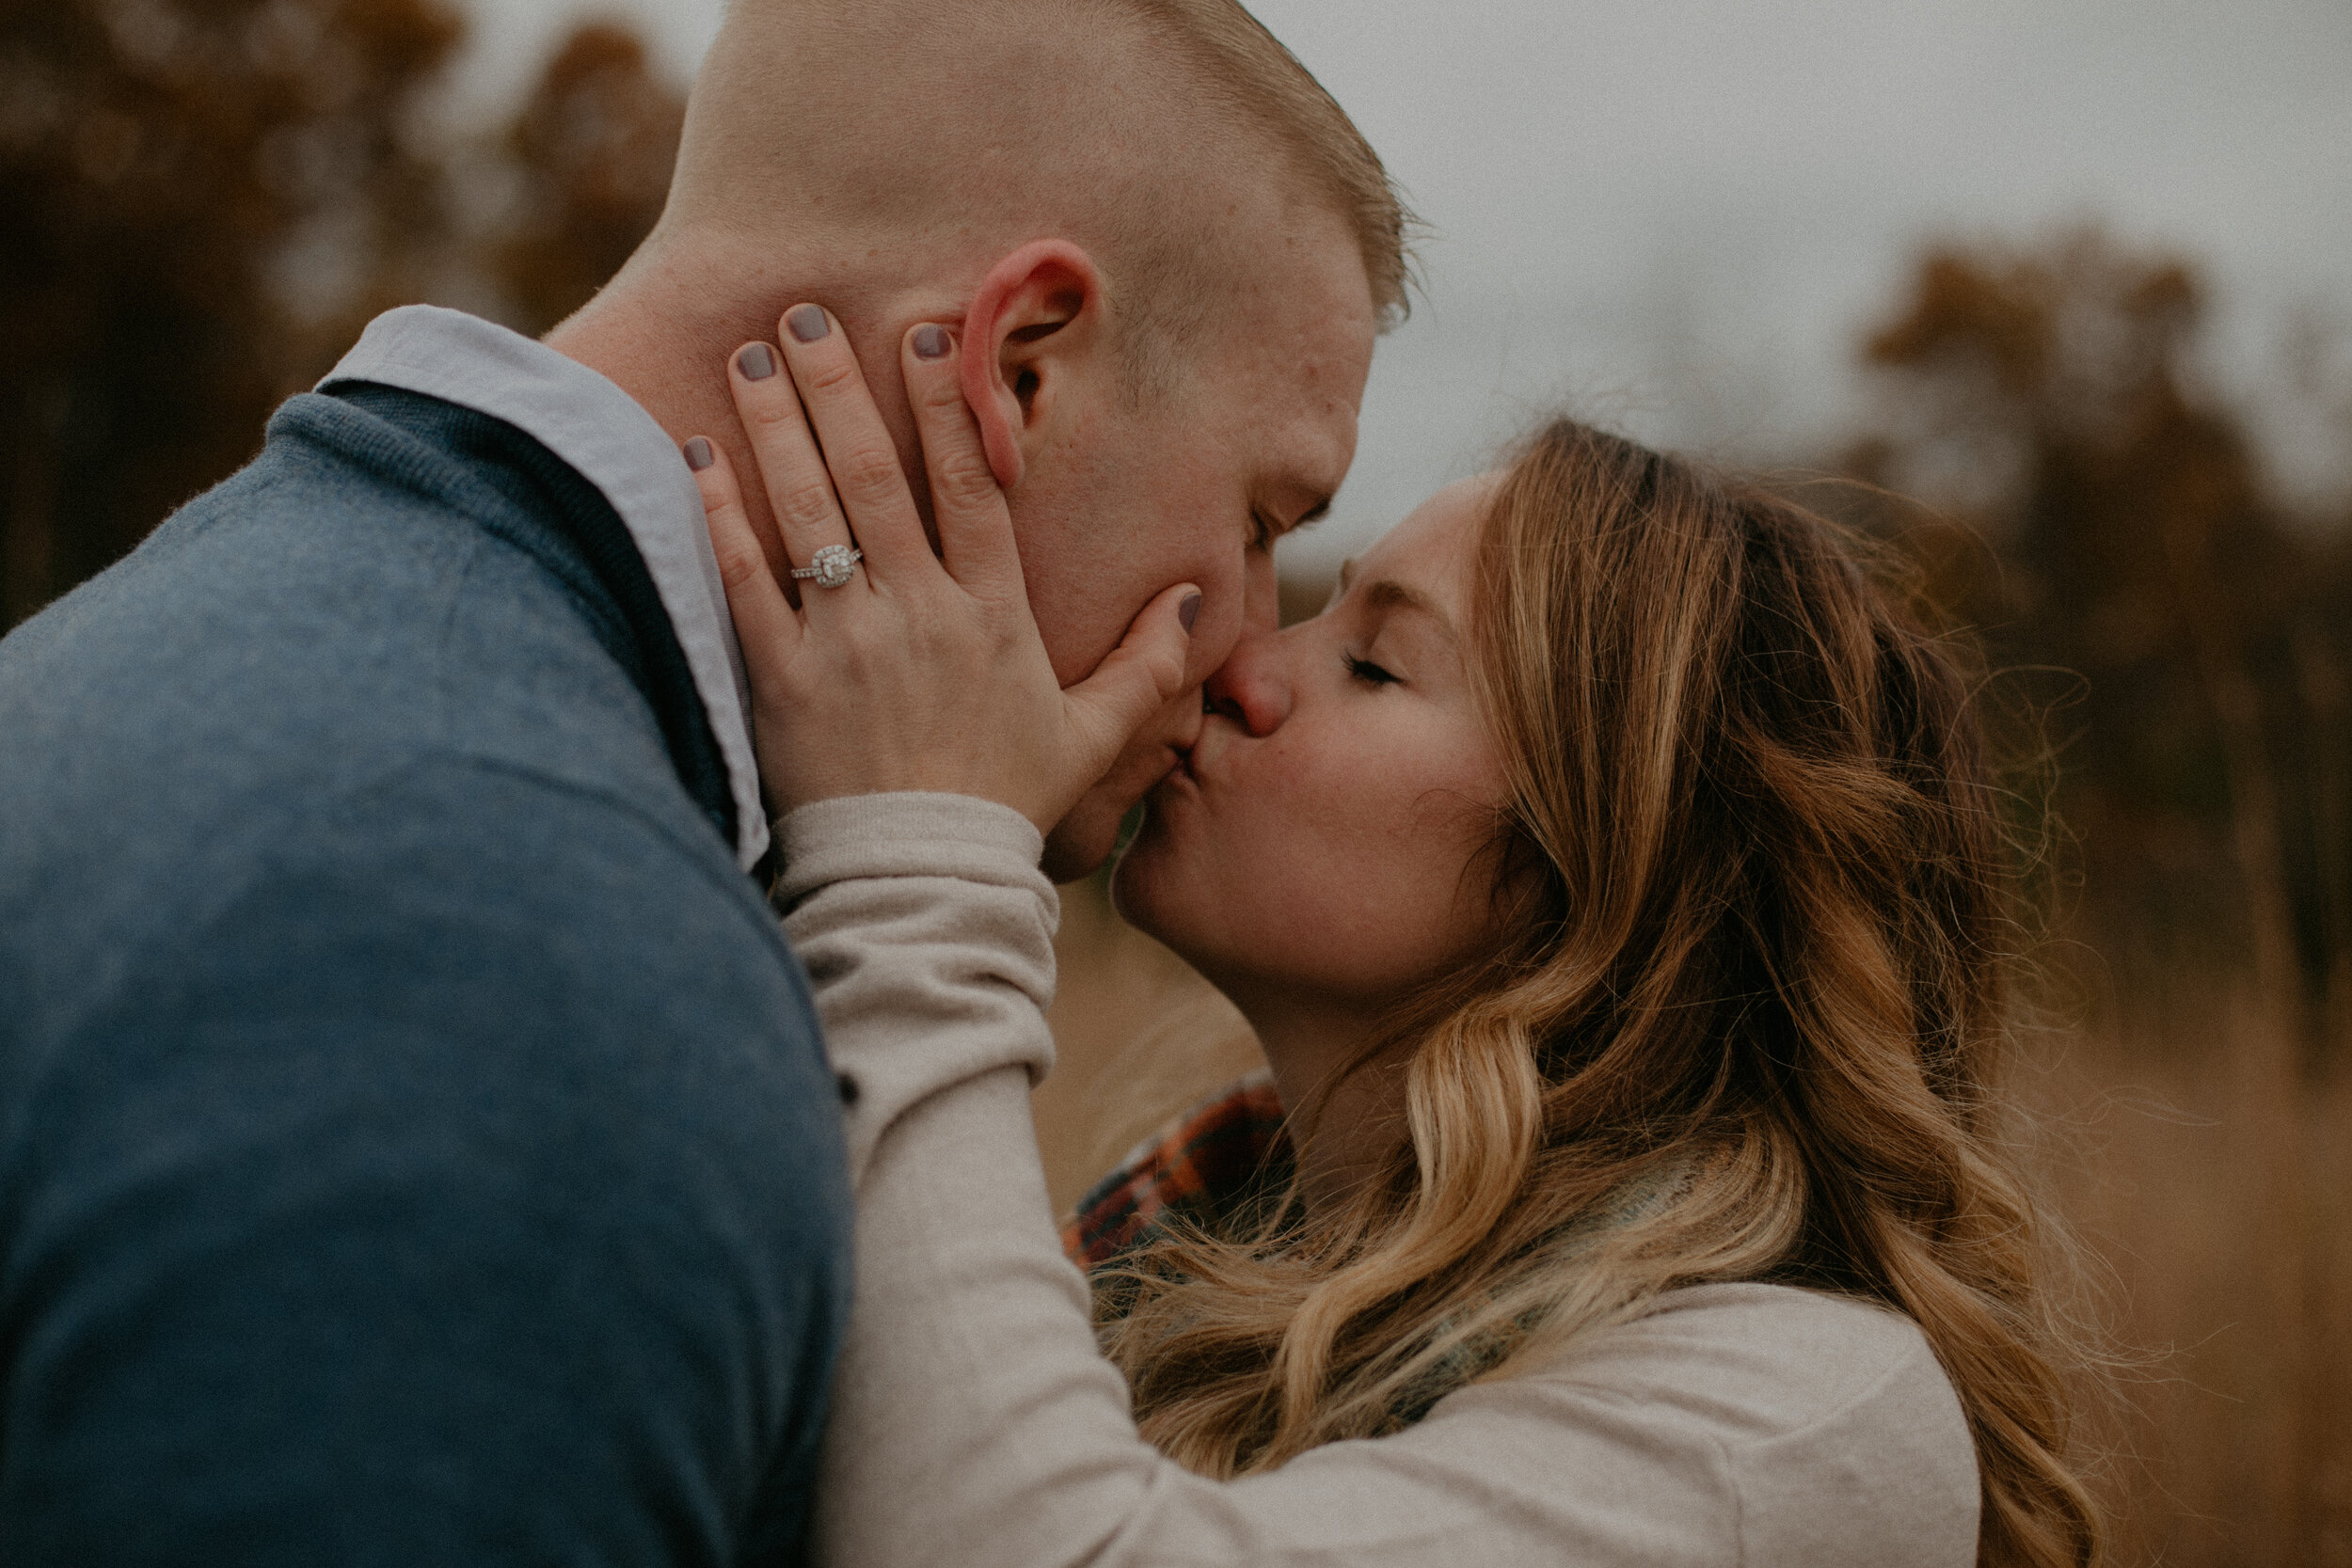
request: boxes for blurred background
[4,0,2347,1560]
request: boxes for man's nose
[1184,543,1282,689]
[1202,625,1291,737]
[1153,679,1208,752]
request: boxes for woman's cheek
[1265,776,1462,982]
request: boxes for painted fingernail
[737,342,777,380]
[683,436,714,471]
[787,305,830,343]
[912,323,952,360]
[1179,592,1202,634]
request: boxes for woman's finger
[772,305,935,581]
[687,434,803,672]
[1058,581,1201,784]
[898,323,1023,598]
[727,338,862,605]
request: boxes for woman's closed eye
[1343,651,1401,687]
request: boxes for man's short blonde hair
[667,0,1414,378]
[1108,0,1416,332]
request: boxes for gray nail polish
[787,305,830,343]
[912,324,952,360]
[737,342,777,380]
[1179,592,1202,633]
[683,436,714,471]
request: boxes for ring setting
[791,544,863,589]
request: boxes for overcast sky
[450,0,2352,566]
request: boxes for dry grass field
[2015,963,2351,1565]
[1035,877,2352,1565]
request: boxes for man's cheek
[1183,593,1244,690]
[1024,544,1136,692]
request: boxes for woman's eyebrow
[1362,578,1459,643]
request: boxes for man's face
[1007,216,1377,880]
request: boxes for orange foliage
[0,1,685,626]
[1850,231,2351,1034]
[0,0,465,623]
[491,23,684,337]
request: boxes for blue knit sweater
[0,385,850,1564]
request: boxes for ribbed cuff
[775,793,1046,905]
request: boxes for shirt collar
[321,306,770,871]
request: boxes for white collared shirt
[321,306,769,871]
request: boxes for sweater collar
[321,307,768,871]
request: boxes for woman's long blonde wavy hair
[1099,419,2105,1567]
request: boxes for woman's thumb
[1060,583,1202,776]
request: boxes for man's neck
[544,237,947,537]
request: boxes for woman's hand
[686,307,1199,835]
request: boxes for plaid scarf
[1057,1073,1536,1434]
[1063,1071,1290,1270]
[1062,1073,1698,1433]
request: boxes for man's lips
[1152,742,1206,798]
[1140,746,1187,794]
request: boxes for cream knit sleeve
[777,794,1980,1568]
[776,793,1060,1190]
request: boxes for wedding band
[790,544,862,589]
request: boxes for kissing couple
[0,2,2101,1564]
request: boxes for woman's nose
[1202,626,1292,736]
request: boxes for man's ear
[960,240,1104,490]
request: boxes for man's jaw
[1041,798,1127,884]
[1041,677,1208,879]
[1041,743,1192,882]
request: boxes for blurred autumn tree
[0,0,684,627]
[1847,231,2352,1043]
[491,23,684,337]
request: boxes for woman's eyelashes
[1343,650,1401,687]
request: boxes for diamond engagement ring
[790,544,863,589]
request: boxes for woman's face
[1115,477,1510,1018]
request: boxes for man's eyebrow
[1362,578,1459,642]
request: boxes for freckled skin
[1114,478,1510,1114]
